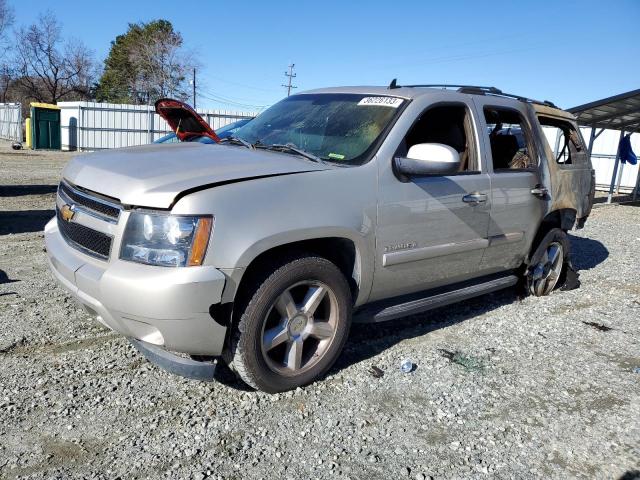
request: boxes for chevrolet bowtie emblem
[60,204,75,222]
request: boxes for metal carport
[568,89,640,203]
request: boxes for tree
[0,0,14,102]
[96,20,195,104]
[14,12,96,104]
[0,0,13,46]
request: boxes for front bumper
[44,218,228,356]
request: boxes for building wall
[57,101,256,151]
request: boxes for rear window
[539,116,586,165]
[483,107,537,171]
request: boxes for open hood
[155,98,220,143]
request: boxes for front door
[370,97,491,302]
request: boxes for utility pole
[192,68,197,109]
[282,63,297,97]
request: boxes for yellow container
[25,117,32,149]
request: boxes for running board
[354,274,518,323]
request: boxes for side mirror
[395,143,461,176]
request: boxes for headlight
[120,212,213,267]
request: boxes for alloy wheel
[530,241,564,296]
[260,281,339,376]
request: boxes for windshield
[234,93,405,165]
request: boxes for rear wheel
[527,228,568,296]
[227,254,352,393]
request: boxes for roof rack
[387,80,557,108]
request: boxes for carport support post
[633,133,640,201]
[554,129,562,156]
[606,130,625,204]
[587,127,596,155]
[615,163,624,194]
[587,127,604,156]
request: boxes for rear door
[473,98,545,273]
[536,112,594,226]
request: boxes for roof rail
[404,84,502,93]
[387,80,557,108]
[467,88,557,108]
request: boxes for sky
[11,0,640,112]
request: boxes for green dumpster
[30,103,61,150]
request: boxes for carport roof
[568,89,640,133]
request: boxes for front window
[234,93,405,165]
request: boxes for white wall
[541,124,639,191]
[582,127,639,191]
[57,101,256,151]
[0,103,22,142]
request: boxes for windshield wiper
[261,142,324,164]
[219,136,255,150]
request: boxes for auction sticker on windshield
[357,97,403,108]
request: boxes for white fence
[57,101,257,151]
[542,125,639,192]
[0,103,22,142]
[580,127,639,192]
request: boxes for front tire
[527,228,569,296]
[228,254,352,393]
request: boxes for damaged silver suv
[45,84,595,392]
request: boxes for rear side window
[539,116,586,165]
[484,107,537,171]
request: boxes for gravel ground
[1,145,639,480]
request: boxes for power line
[199,91,267,109]
[199,86,270,106]
[207,75,281,94]
[282,63,297,97]
[198,90,268,110]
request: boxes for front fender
[172,164,378,305]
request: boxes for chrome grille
[58,182,121,223]
[56,208,112,259]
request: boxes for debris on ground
[438,349,485,371]
[368,365,384,378]
[0,336,25,354]
[400,359,414,373]
[582,321,613,332]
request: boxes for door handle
[530,185,549,197]
[462,192,488,205]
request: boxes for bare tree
[14,12,96,104]
[0,0,14,46]
[0,0,15,101]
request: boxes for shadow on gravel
[619,471,640,480]
[212,361,254,391]
[0,269,18,284]
[0,184,58,196]
[333,287,520,375]
[328,236,609,376]
[569,235,609,271]
[0,210,55,235]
